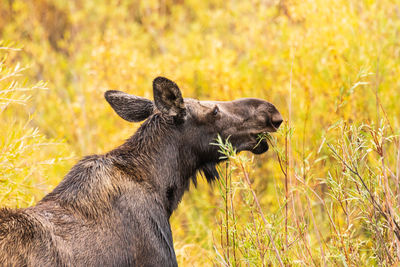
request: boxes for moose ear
[153,77,186,120]
[104,90,154,122]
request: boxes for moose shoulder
[0,77,282,266]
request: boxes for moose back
[0,77,282,266]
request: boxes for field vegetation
[1,0,399,265]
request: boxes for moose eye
[212,106,219,116]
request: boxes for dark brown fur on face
[0,77,283,266]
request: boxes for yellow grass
[1,0,399,265]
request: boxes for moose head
[105,77,283,183]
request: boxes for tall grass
[213,135,284,266]
[210,120,400,266]
[0,43,71,207]
[1,0,399,265]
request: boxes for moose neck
[112,114,206,217]
[40,114,217,221]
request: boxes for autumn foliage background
[1,0,400,265]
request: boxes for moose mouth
[250,134,269,154]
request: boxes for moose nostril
[271,114,283,129]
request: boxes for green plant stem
[238,161,284,267]
[327,143,400,241]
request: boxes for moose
[0,77,282,266]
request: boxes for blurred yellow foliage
[1,0,400,265]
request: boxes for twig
[225,162,230,265]
[327,143,400,241]
[238,162,284,267]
